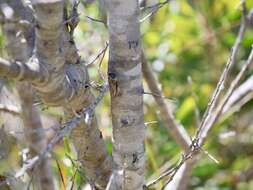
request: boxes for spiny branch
[145,1,252,188]
[198,47,253,143]
[196,0,248,139]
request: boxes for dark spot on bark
[84,83,89,89]
[108,72,121,96]
[86,146,89,150]
[136,86,144,94]
[41,177,51,184]
[108,72,116,79]
[121,119,129,126]
[7,29,16,36]
[132,153,138,164]
[128,40,139,49]
[47,8,53,14]
[35,23,40,29]
[76,109,82,114]
[99,131,103,139]
[69,40,75,44]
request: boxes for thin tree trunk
[18,84,56,190]
[106,0,145,189]
[0,1,55,189]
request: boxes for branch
[0,57,47,82]
[15,83,108,178]
[196,0,248,140]
[198,47,253,143]
[140,0,170,22]
[145,2,251,188]
[142,52,191,151]
[0,1,55,189]
[146,39,253,190]
[222,75,253,114]
[0,103,20,116]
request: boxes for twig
[144,121,158,126]
[196,0,248,140]
[0,104,20,116]
[145,144,200,189]
[144,2,251,188]
[148,39,253,190]
[198,47,253,143]
[223,91,253,119]
[70,168,77,190]
[86,42,109,66]
[56,159,66,189]
[148,47,253,190]
[143,91,177,102]
[85,15,106,25]
[222,75,253,114]
[15,84,108,178]
[98,41,109,81]
[142,51,191,151]
[140,0,170,22]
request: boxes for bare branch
[0,57,47,82]
[140,0,170,22]
[142,52,191,151]
[0,103,20,116]
[0,1,56,189]
[222,75,253,114]
[146,42,253,190]
[196,1,248,139]
[145,2,252,188]
[198,47,253,144]
[15,83,108,179]
[86,42,109,67]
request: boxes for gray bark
[106,0,145,189]
[0,1,55,189]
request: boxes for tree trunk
[0,1,55,189]
[106,0,146,189]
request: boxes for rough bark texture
[0,1,55,189]
[31,0,112,188]
[1,0,112,189]
[18,84,56,190]
[106,0,146,189]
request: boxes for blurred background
[1,0,253,189]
